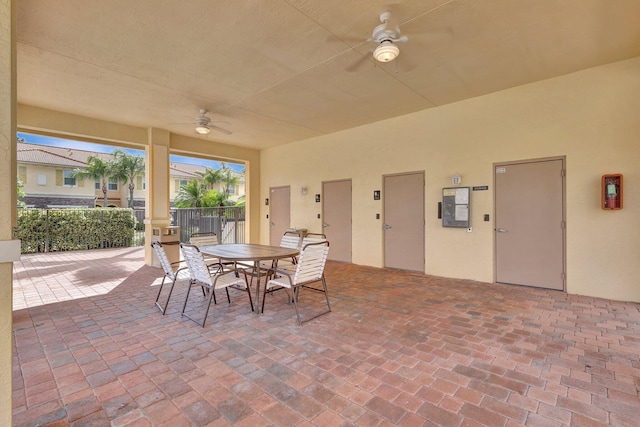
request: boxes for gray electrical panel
[442,187,470,228]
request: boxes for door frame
[493,156,566,290]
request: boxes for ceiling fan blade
[209,124,232,135]
[345,50,373,72]
[327,33,369,47]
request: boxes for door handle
[322,222,329,228]
[496,228,508,233]
[383,223,392,230]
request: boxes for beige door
[322,179,352,262]
[495,158,565,290]
[383,172,425,272]
[269,186,290,245]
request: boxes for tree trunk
[128,181,135,208]
[102,183,108,207]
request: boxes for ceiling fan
[194,109,231,135]
[368,11,408,63]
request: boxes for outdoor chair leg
[181,280,194,317]
[155,276,178,315]
[245,282,254,312]
[291,285,302,326]
[154,276,168,313]
[154,276,167,305]
[261,285,292,313]
[321,276,331,312]
[200,287,217,327]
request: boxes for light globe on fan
[369,12,408,63]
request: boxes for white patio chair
[262,241,331,326]
[190,232,223,265]
[261,229,303,270]
[247,230,303,285]
[180,243,253,327]
[151,241,191,315]
[301,232,327,247]
[274,232,327,275]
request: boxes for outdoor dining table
[198,243,299,313]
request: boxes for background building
[17,141,245,209]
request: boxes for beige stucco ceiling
[16,0,640,150]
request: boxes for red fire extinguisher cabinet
[601,174,623,210]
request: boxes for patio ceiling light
[373,41,400,62]
[195,125,211,135]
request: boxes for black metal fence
[170,206,246,243]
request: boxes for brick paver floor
[11,247,640,426]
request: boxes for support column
[144,128,172,265]
[0,0,17,424]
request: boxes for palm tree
[197,163,239,206]
[72,156,113,207]
[218,163,239,197]
[111,150,145,208]
[174,179,216,208]
[197,167,223,188]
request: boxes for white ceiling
[16,0,640,150]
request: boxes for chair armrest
[265,268,294,286]
[206,262,225,275]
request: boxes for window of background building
[108,178,118,191]
[63,170,76,187]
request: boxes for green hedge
[14,208,137,254]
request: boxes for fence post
[45,209,49,253]
[101,209,105,249]
[234,207,239,243]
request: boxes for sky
[18,132,245,172]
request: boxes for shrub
[14,208,137,253]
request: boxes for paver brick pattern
[12,247,640,426]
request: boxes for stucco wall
[261,57,640,302]
[19,163,93,196]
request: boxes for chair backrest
[293,241,330,285]
[180,244,213,287]
[190,232,219,247]
[151,241,177,279]
[301,232,327,247]
[280,230,303,249]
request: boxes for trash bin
[151,225,180,268]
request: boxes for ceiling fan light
[373,42,399,62]
[195,125,210,135]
